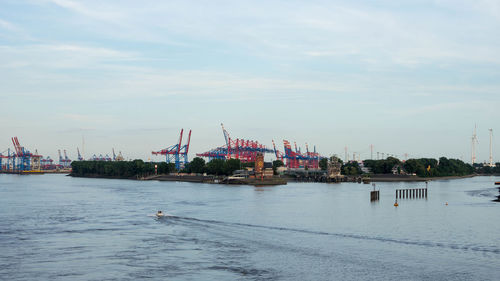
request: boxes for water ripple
[165,215,500,255]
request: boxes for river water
[0,174,499,280]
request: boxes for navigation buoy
[394,200,399,207]
[445,202,448,206]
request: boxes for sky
[1,0,499,163]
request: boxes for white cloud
[1,0,499,159]
[49,0,123,22]
[0,44,137,69]
[392,100,496,116]
[61,113,116,124]
[16,1,496,67]
[0,18,19,31]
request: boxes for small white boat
[148,210,174,218]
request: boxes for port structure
[0,151,9,171]
[77,147,84,161]
[152,129,191,170]
[58,149,72,169]
[112,148,124,161]
[0,137,42,172]
[90,154,112,161]
[197,124,273,163]
[304,143,321,169]
[41,156,55,170]
[272,140,284,162]
[83,149,123,162]
[273,139,321,169]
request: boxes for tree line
[71,160,176,178]
[71,157,260,178]
[473,163,500,175]
[403,157,473,177]
[72,156,480,179]
[182,158,241,175]
[324,157,475,177]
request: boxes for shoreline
[69,174,287,186]
[368,174,477,182]
[69,174,138,180]
[0,170,70,175]
[66,173,488,185]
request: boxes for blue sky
[1,0,499,163]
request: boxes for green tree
[341,161,361,175]
[272,160,284,174]
[70,160,172,178]
[157,162,169,174]
[330,156,342,164]
[241,162,255,168]
[402,157,472,177]
[206,159,225,175]
[224,159,241,175]
[319,158,328,170]
[189,157,206,174]
[168,163,177,173]
[403,159,421,175]
[364,157,401,174]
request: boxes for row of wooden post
[395,188,427,199]
[370,190,380,201]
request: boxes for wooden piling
[397,188,429,200]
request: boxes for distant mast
[471,125,478,165]
[489,129,493,167]
[82,134,85,160]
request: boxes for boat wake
[158,215,500,255]
[466,188,498,198]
